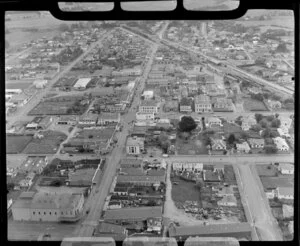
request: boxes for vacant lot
[260,176,294,189]
[243,98,269,111]
[6,135,33,154]
[171,175,201,203]
[256,164,278,177]
[28,101,74,115]
[176,138,208,155]
[22,130,67,154]
[5,81,33,90]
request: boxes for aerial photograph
[5,1,294,244]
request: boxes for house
[203,170,221,183]
[139,100,158,114]
[57,116,78,126]
[265,189,276,199]
[267,100,282,109]
[93,222,128,241]
[211,138,226,152]
[217,195,237,207]
[213,163,225,174]
[73,78,91,90]
[103,206,163,224]
[273,137,289,152]
[241,116,256,131]
[136,112,155,122]
[276,187,294,200]
[11,191,84,222]
[247,138,265,151]
[107,201,122,210]
[172,162,203,172]
[147,217,162,233]
[113,187,128,196]
[226,115,237,124]
[216,186,235,197]
[194,95,212,113]
[180,97,193,113]
[277,163,294,175]
[212,98,233,111]
[278,115,292,128]
[168,222,252,241]
[207,117,222,128]
[142,90,154,100]
[33,79,48,89]
[277,128,290,138]
[126,137,144,155]
[156,119,172,129]
[164,100,178,112]
[236,141,250,153]
[78,114,98,127]
[97,113,120,126]
[282,204,293,219]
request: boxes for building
[211,138,226,152]
[136,112,155,122]
[57,116,78,126]
[216,186,235,197]
[33,79,48,89]
[172,162,203,172]
[278,115,292,128]
[247,138,264,152]
[273,137,289,152]
[207,117,222,128]
[73,78,91,90]
[180,97,193,113]
[241,116,257,131]
[212,98,233,111]
[78,114,98,127]
[103,206,163,224]
[93,222,128,241]
[126,137,144,155]
[142,90,154,100]
[203,170,221,183]
[116,175,165,187]
[119,158,143,168]
[164,100,178,112]
[139,100,158,114]
[97,113,120,126]
[236,142,250,153]
[277,163,294,175]
[168,223,252,241]
[194,95,212,113]
[267,100,282,109]
[276,187,294,200]
[11,191,84,222]
[21,156,48,174]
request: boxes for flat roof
[104,206,162,221]
[73,78,91,88]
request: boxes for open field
[6,135,33,154]
[176,137,208,155]
[256,164,278,177]
[260,176,294,189]
[28,101,74,115]
[22,131,67,154]
[243,98,269,111]
[5,81,33,90]
[6,154,28,169]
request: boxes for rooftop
[140,100,158,107]
[104,206,162,221]
[117,175,165,184]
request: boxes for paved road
[72,38,159,238]
[235,163,283,240]
[6,30,112,129]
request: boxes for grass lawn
[176,137,208,155]
[171,175,201,203]
[5,81,33,90]
[6,135,33,154]
[243,98,269,111]
[260,176,294,189]
[22,130,67,154]
[256,164,278,177]
[223,165,237,185]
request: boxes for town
[6,9,294,244]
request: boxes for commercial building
[126,136,144,155]
[194,95,212,113]
[11,191,84,222]
[97,113,120,126]
[73,78,91,90]
[116,175,165,187]
[139,100,159,114]
[136,112,155,122]
[142,90,154,100]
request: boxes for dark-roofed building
[119,158,143,168]
[93,222,128,241]
[104,206,162,224]
[116,175,165,187]
[120,167,145,176]
[168,223,252,241]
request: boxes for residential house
[216,186,235,197]
[203,170,221,183]
[273,137,289,152]
[194,95,212,113]
[282,204,293,219]
[107,201,122,210]
[180,97,193,113]
[147,217,162,233]
[206,117,222,128]
[277,128,291,138]
[97,113,120,126]
[236,141,251,153]
[241,116,257,131]
[11,191,84,222]
[247,138,264,153]
[139,100,158,114]
[212,98,233,111]
[210,138,226,154]
[277,163,294,175]
[278,115,292,128]
[172,162,203,172]
[276,187,294,200]
[57,116,78,126]
[267,100,282,110]
[164,100,178,112]
[78,114,98,127]
[217,195,237,207]
[126,137,144,155]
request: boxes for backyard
[243,98,269,111]
[6,135,33,154]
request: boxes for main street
[6,30,113,129]
[72,36,159,238]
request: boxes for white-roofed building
[33,80,48,89]
[73,78,91,90]
[273,137,289,152]
[277,163,294,175]
[143,90,154,100]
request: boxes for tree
[227,134,236,145]
[276,43,288,53]
[7,182,15,191]
[59,23,70,32]
[255,113,264,123]
[251,93,264,101]
[260,119,268,128]
[178,116,197,132]
[250,124,263,132]
[265,145,278,154]
[271,119,281,128]
[266,115,275,122]
[262,128,271,138]
[255,57,266,65]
